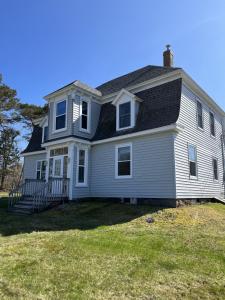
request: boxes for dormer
[112,89,142,131]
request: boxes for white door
[52,156,64,194]
[53,156,63,178]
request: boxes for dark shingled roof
[96,65,180,96]
[23,66,182,153]
[92,79,182,141]
[22,125,45,154]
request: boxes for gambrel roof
[96,65,180,96]
[22,66,182,154]
[92,79,182,141]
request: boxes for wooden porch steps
[8,196,67,215]
[8,178,70,215]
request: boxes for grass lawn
[0,192,8,198]
[0,200,225,299]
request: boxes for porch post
[45,148,50,181]
[68,143,75,200]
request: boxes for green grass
[0,192,8,198]
[0,200,225,299]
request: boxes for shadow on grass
[0,199,160,236]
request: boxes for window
[188,145,197,179]
[42,126,48,142]
[119,102,131,129]
[80,100,90,132]
[76,148,88,186]
[210,112,215,137]
[197,101,203,129]
[213,158,218,181]
[50,147,68,157]
[116,144,132,178]
[55,100,67,131]
[54,158,62,177]
[36,160,47,180]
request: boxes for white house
[9,46,225,214]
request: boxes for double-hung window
[76,148,88,186]
[118,102,131,129]
[210,112,215,137]
[212,158,218,181]
[36,160,47,180]
[55,100,67,131]
[188,145,197,179]
[116,143,132,178]
[80,100,90,132]
[197,101,203,129]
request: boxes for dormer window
[39,117,48,143]
[42,126,48,143]
[80,99,90,133]
[119,102,131,129]
[113,89,142,132]
[55,100,67,131]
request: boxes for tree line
[0,73,47,191]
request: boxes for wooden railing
[8,179,46,209]
[8,178,69,212]
[8,182,27,208]
[32,178,70,212]
[23,179,46,196]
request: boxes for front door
[53,156,64,178]
[49,155,68,195]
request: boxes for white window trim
[212,157,219,182]
[79,98,91,133]
[53,99,67,133]
[36,160,47,180]
[76,146,88,187]
[116,100,135,131]
[209,110,216,138]
[115,142,132,179]
[196,99,204,132]
[188,144,198,180]
[42,125,48,143]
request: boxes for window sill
[115,175,132,179]
[79,128,90,134]
[197,126,204,132]
[76,183,88,187]
[189,176,198,180]
[52,127,67,134]
[116,125,134,132]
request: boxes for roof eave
[181,70,225,117]
[100,69,183,102]
[44,81,102,101]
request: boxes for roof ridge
[96,64,180,89]
[96,65,150,89]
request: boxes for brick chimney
[163,44,173,67]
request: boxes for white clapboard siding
[23,153,47,180]
[174,84,224,199]
[90,133,176,199]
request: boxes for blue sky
[1,0,225,148]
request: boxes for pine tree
[0,128,20,190]
[0,74,20,128]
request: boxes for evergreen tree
[0,74,20,128]
[0,128,20,190]
[18,103,48,140]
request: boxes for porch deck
[8,178,70,215]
